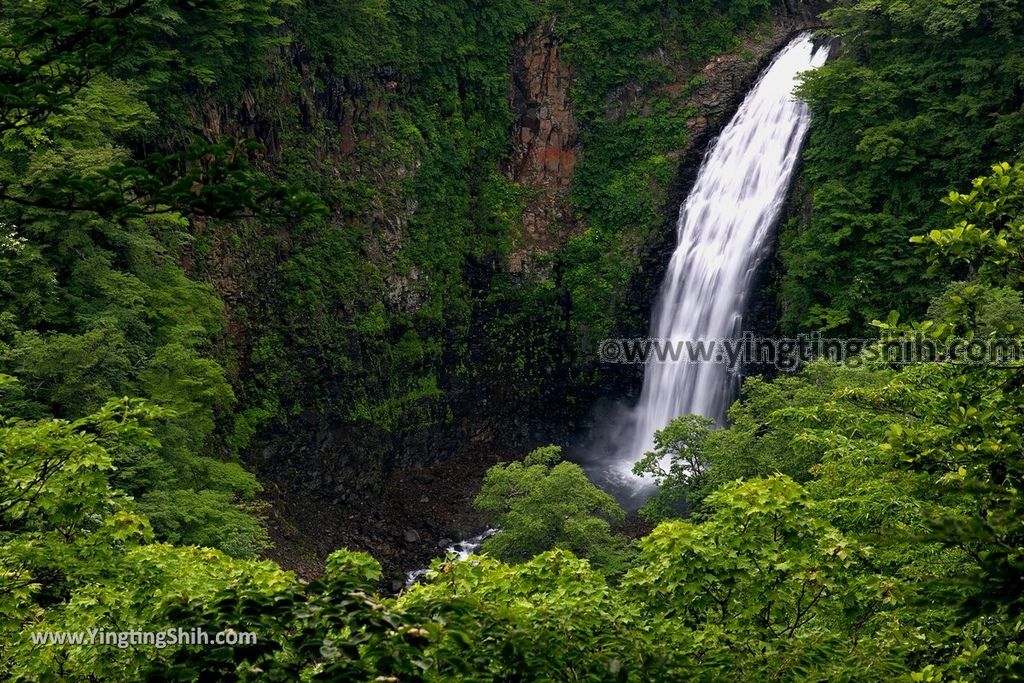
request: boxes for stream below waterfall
[405,528,497,586]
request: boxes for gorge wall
[505,19,580,273]
[176,0,831,581]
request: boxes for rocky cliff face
[505,19,580,272]
[183,2,832,583]
[180,59,419,369]
[503,2,827,276]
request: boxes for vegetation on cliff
[9,155,1024,681]
[780,0,1024,333]
[3,0,1024,680]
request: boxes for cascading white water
[405,528,497,586]
[599,34,830,488]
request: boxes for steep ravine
[183,4,829,585]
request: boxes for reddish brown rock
[504,19,581,273]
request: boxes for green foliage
[151,548,431,682]
[554,0,772,120]
[698,363,895,512]
[781,0,1024,333]
[0,0,289,559]
[139,489,269,559]
[632,414,713,521]
[926,280,1024,337]
[559,109,688,347]
[628,476,858,625]
[624,476,889,678]
[214,0,543,453]
[913,161,1024,288]
[896,163,1024,622]
[8,2,1024,681]
[401,550,655,681]
[0,1,319,219]
[474,445,629,574]
[524,443,563,467]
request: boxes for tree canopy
[4,0,1024,680]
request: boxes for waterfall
[587,33,830,494]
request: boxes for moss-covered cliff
[167,0,828,576]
